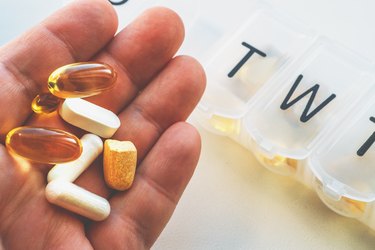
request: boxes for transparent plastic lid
[310,92,375,202]
[200,6,317,118]
[244,40,374,159]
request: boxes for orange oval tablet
[5,127,82,164]
[48,62,117,98]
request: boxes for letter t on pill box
[59,98,121,138]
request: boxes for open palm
[0,0,205,249]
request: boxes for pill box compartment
[244,40,374,175]
[309,93,375,225]
[198,6,317,123]
[194,4,375,229]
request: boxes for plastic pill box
[188,3,375,229]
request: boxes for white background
[1,0,375,249]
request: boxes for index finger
[0,0,118,141]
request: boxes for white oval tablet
[48,134,103,183]
[46,180,110,221]
[59,98,121,138]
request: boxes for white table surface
[1,0,375,249]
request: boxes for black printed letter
[280,74,336,123]
[228,42,266,78]
[109,0,128,5]
[357,117,375,157]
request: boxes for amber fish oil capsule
[31,93,61,114]
[46,180,110,221]
[48,62,117,98]
[6,127,82,164]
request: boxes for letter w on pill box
[193,3,375,230]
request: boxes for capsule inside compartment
[208,115,240,135]
[254,152,299,176]
[314,179,368,218]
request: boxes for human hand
[0,0,205,249]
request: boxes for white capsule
[59,98,121,138]
[46,180,110,221]
[47,134,103,183]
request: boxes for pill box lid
[309,90,375,202]
[197,3,317,120]
[242,38,374,159]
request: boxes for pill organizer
[183,3,375,229]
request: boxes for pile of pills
[5,62,137,221]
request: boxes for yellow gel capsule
[6,127,82,164]
[256,153,298,176]
[31,93,61,114]
[315,180,367,218]
[209,115,240,134]
[48,62,117,98]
